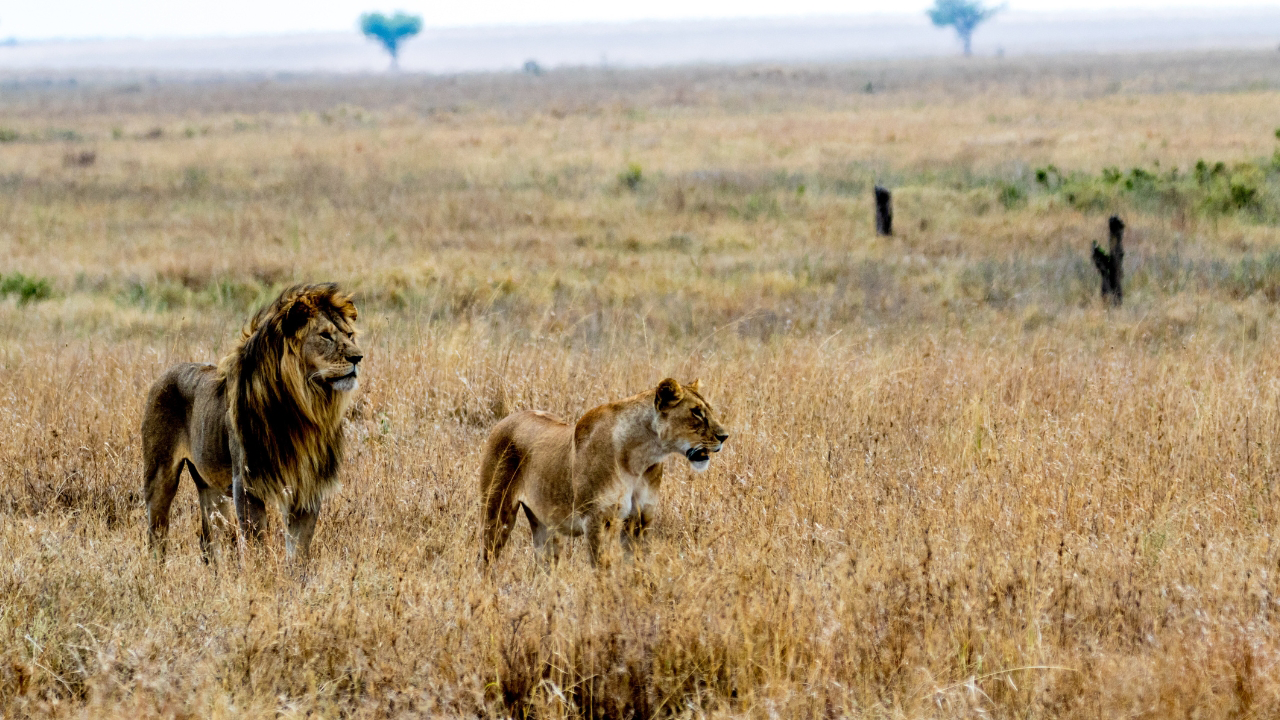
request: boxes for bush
[0,273,53,305]
[1034,157,1275,219]
[998,182,1026,209]
[618,163,643,191]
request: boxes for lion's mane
[218,283,359,512]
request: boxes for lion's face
[300,314,363,394]
[654,378,730,472]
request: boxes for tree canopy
[360,11,423,70]
[927,0,1002,56]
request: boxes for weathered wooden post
[874,185,893,236]
[1091,215,1125,306]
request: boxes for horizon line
[5,6,1279,45]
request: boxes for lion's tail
[479,417,528,564]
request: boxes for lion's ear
[281,297,314,337]
[688,379,702,393]
[655,378,684,412]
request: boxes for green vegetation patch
[1034,155,1280,220]
[0,272,53,305]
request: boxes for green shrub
[1034,165,1061,189]
[618,162,643,191]
[46,128,82,142]
[0,273,53,305]
[998,182,1026,209]
[1034,157,1275,219]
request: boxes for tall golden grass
[3,52,1280,717]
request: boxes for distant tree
[927,0,1003,57]
[360,11,423,70]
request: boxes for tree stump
[874,186,893,236]
[1091,215,1125,306]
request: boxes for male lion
[141,283,362,564]
[480,378,729,567]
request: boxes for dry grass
[4,52,1280,718]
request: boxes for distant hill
[1,10,1278,73]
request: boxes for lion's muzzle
[329,366,359,392]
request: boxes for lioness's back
[480,411,573,484]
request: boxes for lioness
[480,378,729,566]
[141,283,362,564]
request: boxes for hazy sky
[2,1,1273,40]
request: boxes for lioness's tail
[479,418,527,564]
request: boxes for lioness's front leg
[621,508,654,553]
[586,507,623,568]
[622,463,662,552]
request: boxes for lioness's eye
[692,407,704,421]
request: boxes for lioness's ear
[655,378,683,411]
[688,379,702,393]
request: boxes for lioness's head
[654,378,730,472]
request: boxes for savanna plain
[6,52,1280,718]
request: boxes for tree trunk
[962,31,972,57]
[874,186,893,237]
[1091,215,1125,306]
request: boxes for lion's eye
[320,331,333,341]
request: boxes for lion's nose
[715,431,730,442]
[347,353,364,365]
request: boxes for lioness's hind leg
[480,442,524,565]
[483,498,520,565]
[522,503,560,566]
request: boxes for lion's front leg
[197,484,237,566]
[285,506,318,565]
[233,473,268,552]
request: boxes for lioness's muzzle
[686,447,711,463]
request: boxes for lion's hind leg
[143,434,186,562]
